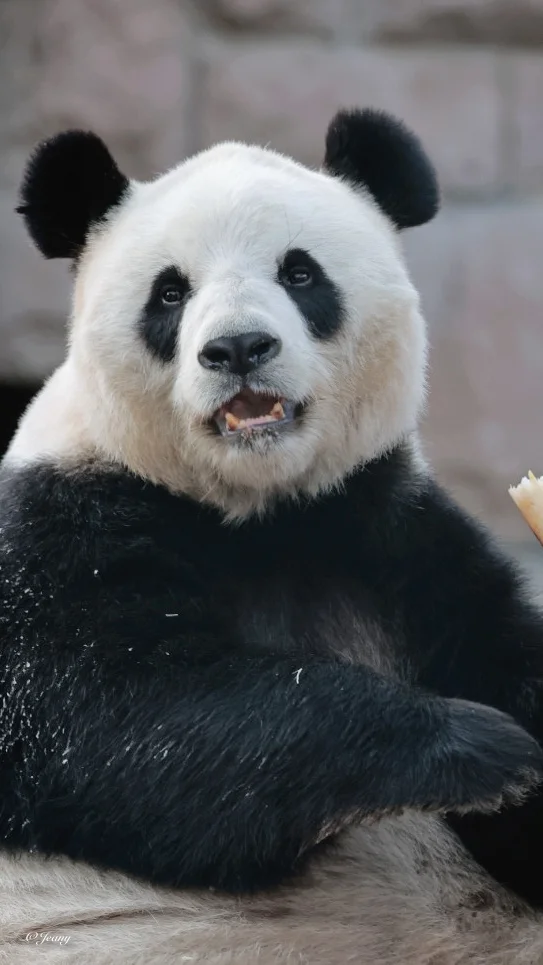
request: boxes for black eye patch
[139,266,191,363]
[278,248,345,339]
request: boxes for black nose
[198,332,281,375]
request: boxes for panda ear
[324,109,440,229]
[16,130,130,259]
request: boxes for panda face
[64,144,425,510]
[13,112,437,516]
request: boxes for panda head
[14,109,438,516]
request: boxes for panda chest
[213,553,398,674]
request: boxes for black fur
[324,109,440,229]
[16,131,129,259]
[139,266,192,363]
[1,448,543,899]
[278,248,345,339]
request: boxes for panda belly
[2,816,542,964]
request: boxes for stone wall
[1,0,542,544]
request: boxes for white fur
[2,817,543,964]
[8,141,425,519]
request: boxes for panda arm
[4,632,541,893]
[2,602,542,892]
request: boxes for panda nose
[198,332,281,376]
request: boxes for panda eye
[283,266,313,288]
[278,249,317,290]
[277,247,344,340]
[161,285,184,306]
[140,266,191,364]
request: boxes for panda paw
[437,699,543,815]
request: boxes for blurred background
[0,0,542,586]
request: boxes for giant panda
[1,107,543,965]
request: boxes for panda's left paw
[435,699,543,816]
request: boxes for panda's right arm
[1,636,541,892]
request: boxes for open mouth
[212,388,300,438]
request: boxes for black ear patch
[324,109,439,229]
[17,131,130,259]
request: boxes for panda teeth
[213,394,297,437]
[224,402,285,434]
[225,412,241,431]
